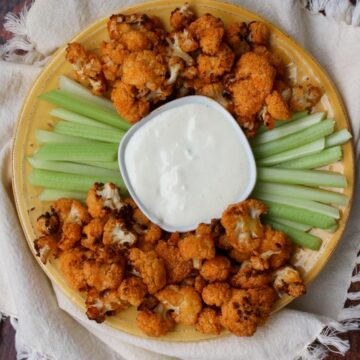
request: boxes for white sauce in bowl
[119,96,256,232]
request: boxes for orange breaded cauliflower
[36,211,59,235]
[58,222,82,251]
[132,208,162,244]
[178,223,216,269]
[195,308,222,335]
[220,286,277,336]
[65,43,107,95]
[194,275,207,293]
[202,282,231,306]
[156,285,202,325]
[118,277,148,306]
[176,29,198,53]
[252,45,285,77]
[248,21,270,45]
[100,40,128,82]
[225,22,250,56]
[129,248,166,294]
[228,248,252,263]
[166,32,195,66]
[289,84,322,111]
[86,182,124,219]
[221,199,267,254]
[81,218,106,250]
[170,3,196,31]
[265,90,291,120]
[230,260,271,289]
[103,216,137,249]
[188,14,225,55]
[34,235,59,264]
[111,81,150,123]
[200,255,231,282]
[273,266,306,297]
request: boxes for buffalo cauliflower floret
[156,285,202,325]
[36,211,59,235]
[188,14,225,55]
[176,29,198,52]
[103,216,137,249]
[166,33,195,66]
[111,81,150,123]
[118,277,148,306]
[252,45,285,77]
[58,222,82,251]
[273,266,306,297]
[202,282,231,306]
[195,308,222,335]
[216,234,232,250]
[248,21,270,45]
[178,223,216,269]
[129,248,166,294]
[100,40,128,82]
[34,235,59,264]
[230,260,271,289]
[221,199,267,254]
[225,22,250,56]
[132,208,162,244]
[81,218,106,250]
[65,43,107,95]
[200,256,231,282]
[265,90,291,120]
[228,248,252,263]
[289,84,322,111]
[170,3,196,31]
[86,183,124,218]
[194,275,207,293]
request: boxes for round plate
[12,0,355,341]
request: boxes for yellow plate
[12,0,355,341]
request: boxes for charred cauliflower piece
[221,199,267,255]
[132,208,162,244]
[273,266,306,297]
[36,211,59,235]
[195,308,222,335]
[230,260,271,289]
[248,21,270,45]
[200,255,231,282]
[81,218,106,250]
[265,90,291,120]
[289,84,322,111]
[156,285,202,325]
[129,248,166,294]
[170,3,196,31]
[103,216,137,249]
[34,235,59,264]
[118,277,148,306]
[202,282,231,306]
[225,22,250,56]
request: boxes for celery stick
[251,112,324,145]
[253,191,340,219]
[263,218,322,250]
[50,108,117,130]
[325,129,352,148]
[263,216,311,231]
[257,167,347,188]
[257,111,308,134]
[54,121,125,144]
[80,160,119,170]
[34,143,118,162]
[262,200,336,229]
[257,139,324,166]
[35,129,92,144]
[277,146,342,169]
[59,75,115,111]
[27,157,121,178]
[253,119,334,158]
[39,90,130,131]
[29,169,126,192]
[255,182,347,205]
[39,189,87,201]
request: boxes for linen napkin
[0,1,359,359]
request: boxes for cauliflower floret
[252,45,285,77]
[52,198,89,224]
[59,248,88,291]
[36,211,59,235]
[188,14,225,55]
[170,3,196,31]
[65,43,107,95]
[58,222,82,251]
[166,33,195,66]
[221,199,267,254]
[202,282,231,306]
[194,275,207,293]
[273,266,306,297]
[230,260,271,289]
[129,248,166,294]
[228,248,252,263]
[111,80,150,123]
[195,308,222,335]
[156,285,202,325]
[197,44,235,82]
[81,218,106,250]
[265,90,291,120]
[199,256,231,282]
[225,22,250,56]
[155,235,193,284]
[220,286,277,336]
[118,277,148,306]
[176,29,198,52]
[178,223,216,269]
[86,288,128,323]
[100,40,128,82]
[34,235,59,264]
[103,216,137,249]
[86,183,124,219]
[248,21,270,45]
[289,84,322,111]
[132,208,162,244]
[216,234,232,250]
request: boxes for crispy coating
[100,41,128,82]
[156,285,202,325]
[225,22,250,56]
[36,212,59,235]
[202,282,231,306]
[200,256,231,282]
[132,208,162,244]
[289,84,322,111]
[194,275,207,293]
[119,277,148,306]
[58,222,82,251]
[273,266,306,297]
[228,248,252,263]
[103,216,137,249]
[248,21,270,45]
[195,308,222,335]
[216,234,232,250]
[221,199,267,254]
[188,14,225,55]
[265,90,291,120]
[230,261,271,289]
[82,218,106,250]
[170,3,196,31]
[177,29,199,52]
[252,45,285,77]
[34,235,59,264]
[220,286,277,336]
[136,308,175,337]
[129,248,166,294]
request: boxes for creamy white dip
[123,102,254,230]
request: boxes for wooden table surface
[0,1,359,359]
